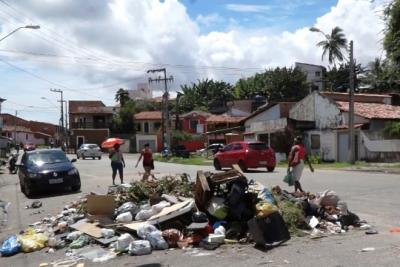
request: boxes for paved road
[0,153,400,267]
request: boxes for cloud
[0,0,388,124]
[225,4,272,13]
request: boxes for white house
[295,62,326,92]
[289,91,400,162]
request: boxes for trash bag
[255,201,279,218]
[115,233,134,251]
[18,228,48,253]
[69,235,90,249]
[317,190,340,207]
[137,224,158,239]
[116,202,139,216]
[0,235,21,256]
[116,212,133,223]
[129,240,152,256]
[66,231,82,241]
[101,228,115,238]
[283,170,295,186]
[147,231,168,250]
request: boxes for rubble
[0,168,370,264]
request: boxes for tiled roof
[134,111,162,120]
[323,92,392,104]
[206,115,245,124]
[336,101,400,119]
[71,106,114,114]
[69,101,105,113]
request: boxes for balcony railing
[70,122,110,129]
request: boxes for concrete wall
[305,130,337,161]
[289,93,316,122]
[295,63,325,91]
[245,104,281,132]
[10,132,46,146]
[70,129,110,149]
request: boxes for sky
[0,0,389,124]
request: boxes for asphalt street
[1,153,400,267]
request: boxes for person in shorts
[109,143,125,185]
[135,143,155,181]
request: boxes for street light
[41,96,58,108]
[0,25,40,43]
[310,26,356,164]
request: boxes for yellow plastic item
[255,201,278,218]
[18,228,48,253]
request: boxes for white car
[76,144,102,160]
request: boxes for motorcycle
[8,153,18,174]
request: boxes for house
[289,91,400,162]
[243,102,295,153]
[69,101,114,149]
[0,113,58,145]
[180,111,210,134]
[134,111,163,152]
[295,62,326,91]
[205,115,245,145]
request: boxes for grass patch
[277,160,368,169]
[154,154,213,166]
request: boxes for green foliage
[325,61,363,91]
[179,79,235,113]
[362,58,400,93]
[278,200,306,236]
[233,67,309,102]
[115,88,130,107]
[171,130,196,142]
[112,99,136,134]
[384,122,400,138]
[308,153,322,164]
[316,26,348,66]
[384,0,400,65]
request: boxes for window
[136,123,141,132]
[144,122,149,133]
[190,119,198,130]
[233,143,243,150]
[311,134,320,149]
[223,144,233,152]
[248,143,268,150]
[154,122,161,130]
[315,71,321,77]
[26,134,28,140]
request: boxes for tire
[71,184,81,192]
[20,181,25,193]
[214,159,221,170]
[82,156,86,160]
[238,160,247,172]
[77,154,80,159]
[98,156,101,160]
[267,166,275,172]
[24,181,35,198]
[92,157,95,160]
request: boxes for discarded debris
[361,247,375,252]
[1,170,367,265]
[26,201,42,209]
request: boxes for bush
[308,153,321,164]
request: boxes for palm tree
[313,26,348,66]
[115,88,130,107]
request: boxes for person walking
[288,136,314,192]
[135,143,155,181]
[109,143,125,185]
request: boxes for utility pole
[65,100,68,149]
[147,68,174,150]
[14,110,17,145]
[348,40,355,164]
[50,89,64,146]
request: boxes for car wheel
[20,181,25,193]
[77,154,80,159]
[92,157,95,160]
[98,156,101,160]
[238,160,247,172]
[24,181,35,198]
[82,156,86,160]
[214,159,222,170]
[267,166,275,172]
[71,184,81,192]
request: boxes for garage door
[138,140,156,152]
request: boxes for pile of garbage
[0,166,370,263]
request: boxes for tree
[326,61,363,92]
[233,67,309,103]
[111,99,136,134]
[115,88,130,107]
[316,27,348,66]
[179,79,235,113]
[384,0,400,65]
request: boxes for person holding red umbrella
[109,143,125,185]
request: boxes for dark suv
[171,145,190,158]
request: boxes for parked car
[197,143,224,156]
[213,141,276,172]
[171,144,190,158]
[76,143,102,160]
[18,149,81,197]
[23,143,36,151]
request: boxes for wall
[245,104,281,130]
[306,129,336,161]
[341,112,369,125]
[12,132,46,146]
[289,93,316,122]
[182,115,206,134]
[136,120,162,135]
[295,63,324,91]
[314,95,342,129]
[70,129,109,148]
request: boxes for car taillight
[245,149,249,153]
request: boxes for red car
[213,141,276,172]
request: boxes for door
[230,143,244,166]
[77,136,85,149]
[337,132,349,162]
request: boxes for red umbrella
[101,138,124,149]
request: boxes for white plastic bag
[128,240,152,256]
[101,228,115,238]
[147,231,168,250]
[116,212,133,223]
[137,224,158,239]
[116,233,134,251]
[66,231,82,241]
